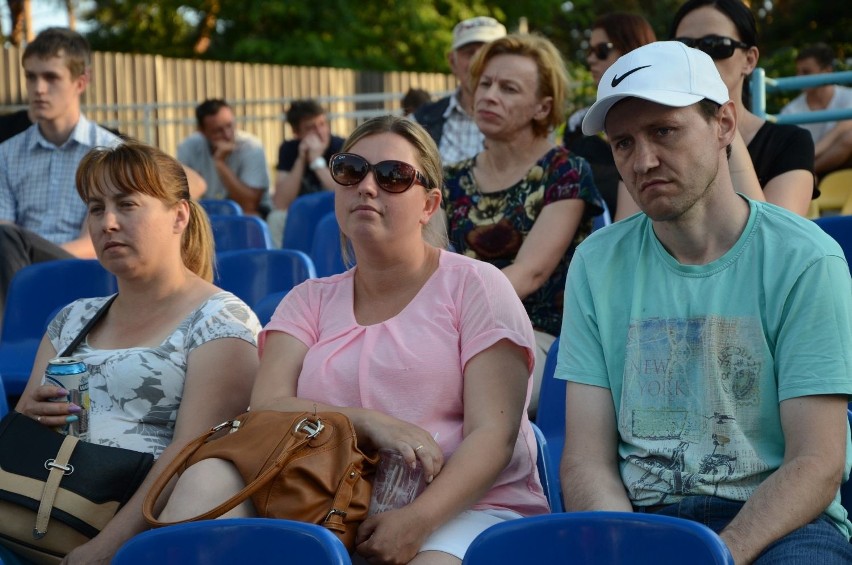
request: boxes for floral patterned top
[443,146,603,336]
[47,291,261,457]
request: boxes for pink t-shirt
[261,250,549,516]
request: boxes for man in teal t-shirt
[557,41,852,564]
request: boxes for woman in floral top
[443,34,603,415]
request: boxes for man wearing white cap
[413,16,506,165]
[557,41,852,563]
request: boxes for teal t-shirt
[557,199,852,537]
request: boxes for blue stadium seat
[592,199,613,231]
[282,191,335,254]
[841,409,852,516]
[533,336,564,512]
[210,215,273,251]
[112,518,352,565]
[530,422,559,513]
[814,215,852,273]
[199,198,243,216]
[215,249,315,310]
[311,212,350,278]
[0,259,117,397]
[252,291,288,327]
[462,512,733,564]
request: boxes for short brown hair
[469,34,568,138]
[23,27,91,78]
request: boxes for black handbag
[0,295,155,564]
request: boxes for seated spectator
[615,0,816,219]
[401,88,432,117]
[781,43,852,176]
[267,99,345,247]
[177,98,271,217]
[413,16,507,166]
[0,27,121,321]
[561,40,852,564]
[442,34,603,417]
[157,116,549,563]
[14,141,261,563]
[563,12,656,218]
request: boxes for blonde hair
[76,141,215,281]
[469,33,569,138]
[338,116,448,266]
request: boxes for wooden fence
[0,46,454,170]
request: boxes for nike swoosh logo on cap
[611,65,651,88]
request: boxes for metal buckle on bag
[324,508,347,522]
[44,459,74,475]
[295,417,324,439]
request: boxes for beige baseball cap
[451,16,507,50]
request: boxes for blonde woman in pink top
[159,116,548,563]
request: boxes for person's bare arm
[59,336,259,564]
[761,170,813,216]
[561,381,633,511]
[502,199,584,299]
[60,227,96,259]
[814,121,852,175]
[355,339,530,564]
[211,144,264,214]
[182,165,207,200]
[614,180,640,221]
[273,134,336,211]
[719,395,848,564]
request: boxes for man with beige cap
[557,41,852,563]
[413,16,506,165]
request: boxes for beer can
[43,356,89,441]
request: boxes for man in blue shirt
[0,28,122,320]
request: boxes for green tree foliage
[78,0,851,112]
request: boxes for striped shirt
[0,115,122,244]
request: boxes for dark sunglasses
[587,41,615,61]
[330,153,430,193]
[675,35,750,60]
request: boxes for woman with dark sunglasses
[442,34,604,419]
[565,12,656,217]
[615,0,815,220]
[157,116,550,564]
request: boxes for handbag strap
[142,414,314,527]
[59,294,117,357]
[33,434,79,538]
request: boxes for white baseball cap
[582,41,730,135]
[451,17,507,51]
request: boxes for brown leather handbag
[142,410,377,550]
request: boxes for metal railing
[750,68,852,124]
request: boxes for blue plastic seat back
[0,376,8,418]
[112,518,352,565]
[252,290,289,327]
[462,512,734,565]
[533,336,565,512]
[199,199,243,216]
[311,212,351,277]
[282,191,335,253]
[814,215,852,273]
[210,215,273,251]
[841,409,852,515]
[592,199,613,232]
[530,422,560,513]
[0,259,117,396]
[215,249,316,310]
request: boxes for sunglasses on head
[675,35,750,60]
[330,153,430,193]
[587,41,615,61]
